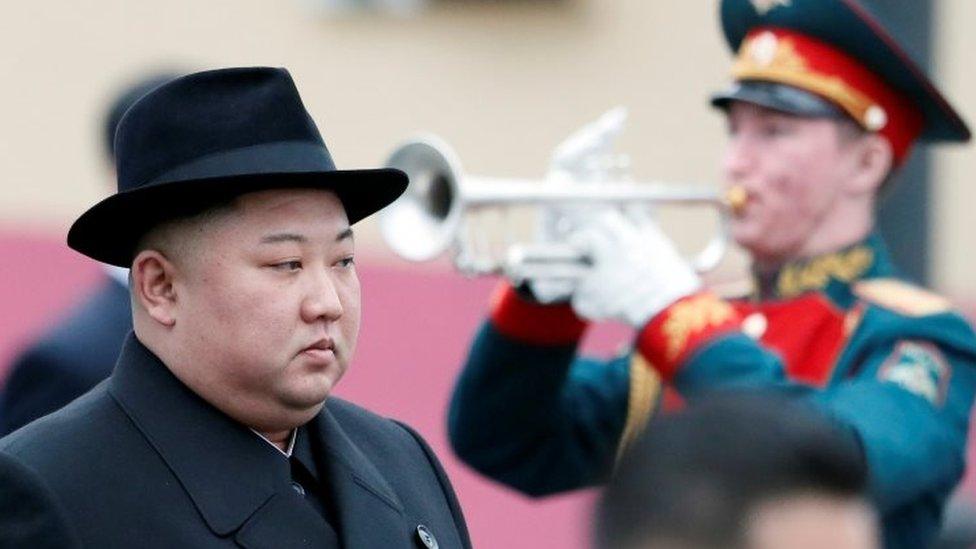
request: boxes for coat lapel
[309,408,408,547]
[108,336,326,541]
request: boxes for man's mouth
[301,338,337,361]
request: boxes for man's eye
[271,260,303,271]
[337,257,355,268]
[761,121,794,137]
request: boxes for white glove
[569,209,702,327]
[527,107,629,304]
[547,106,629,180]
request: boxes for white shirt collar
[103,265,130,287]
[250,429,297,458]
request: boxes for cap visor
[711,82,845,119]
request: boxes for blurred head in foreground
[594,394,877,549]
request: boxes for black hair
[130,191,239,264]
[594,392,868,549]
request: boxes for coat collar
[108,335,404,546]
[308,409,407,547]
[750,230,897,304]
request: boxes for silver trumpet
[379,134,746,282]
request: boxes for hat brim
[711,81,845,119]
[67,168,407,267]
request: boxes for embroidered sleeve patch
[661,295,737,362]
[636,292,742,382]
[877,341,951,406]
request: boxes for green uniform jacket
[449,233,976,549]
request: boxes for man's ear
[131,249,180,327]
[847,134,894,195]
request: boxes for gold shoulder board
[853,278,953,317]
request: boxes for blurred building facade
[1,0,972,297]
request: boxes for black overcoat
[0,451,79,548]
[0,335,471,549]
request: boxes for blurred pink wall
[2,230,974,547]
[0,231,104,374]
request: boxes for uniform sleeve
[632,292,792,394]
[448,285,658,496]
[806,316,976,514]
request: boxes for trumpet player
[447,1,976,547]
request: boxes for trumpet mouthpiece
[725,185,748,216]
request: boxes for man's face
[172,188,360,427]
[722,101,862,262]
[746,494,879,549]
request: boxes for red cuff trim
[636,292,742,382]
[489,283,587,345]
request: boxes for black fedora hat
[68,66,407,267]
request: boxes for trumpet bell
[380,137,464,262]
[379,133,732,278]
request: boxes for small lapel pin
[415,524,439,549]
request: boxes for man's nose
[301,269,343,323]
[722,135,757,183]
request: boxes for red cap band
[733,27,924,163]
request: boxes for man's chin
[286,385,333,409]
[276,397,328,427]
[731,226,791,264]
[731,222,764,252]
[287,374,342,408]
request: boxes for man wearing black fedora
[0,67,471,548]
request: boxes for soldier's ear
[131,249,179,328]
[848,133,893,195]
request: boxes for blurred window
[304,0,429,15]
[304,0,565,16]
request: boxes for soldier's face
[173,188,361,430]
[721,102,863,263]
